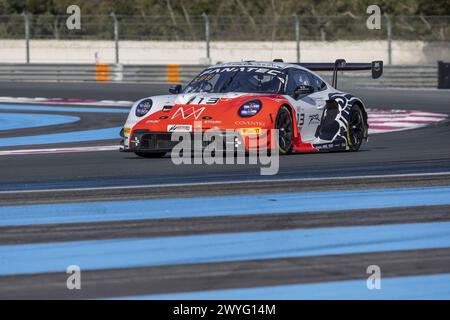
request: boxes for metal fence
[0,14,449,64]
[0,63,439,88]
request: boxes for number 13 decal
[297,113,305,126]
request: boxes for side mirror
[169,84,182,94]
[293,85,314,100]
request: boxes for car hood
[124,92,283,129]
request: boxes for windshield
[183,67,286,94]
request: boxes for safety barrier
[0,63,440,88]
[120,65,202,83]
[0,63,202,84]
[338,65,438,88]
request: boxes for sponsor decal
[171,107,205,120]
[203,120,222,125]
[314,141,346,150]
[146,119,160,124]
[309,114,321,125]
[167,124,192,132]
[239,128,262,135]
[123,127,131,135]
[235,120,266,126]
[201,67,283,77]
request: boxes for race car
[120,59,383,158]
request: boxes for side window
[286,69,313,95]
[309,73,327,92]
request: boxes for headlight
[135,99,153,117]
[238,100,262,117]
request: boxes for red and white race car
[120,59,383,158]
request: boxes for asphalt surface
[2,248,450,299]
[0,83,449,189]
[1,204,449,245]
[0,81,450,299]
[2,173,450,205]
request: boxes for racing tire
[134,152,166,158]
[275,106,294,155]
[347,105,365,152]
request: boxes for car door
[286,68,327,142]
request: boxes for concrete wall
[0,39,449,65]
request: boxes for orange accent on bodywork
[131,94,318,153]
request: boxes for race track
[0,82,450,299]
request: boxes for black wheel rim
[276,109,293,152]
[349,109,363,148]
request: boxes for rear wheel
[275,106,294,154]
[134,152,166,158]
[347,105,365,151]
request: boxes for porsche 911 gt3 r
[120,59,383,158]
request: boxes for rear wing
[295,59,383,89]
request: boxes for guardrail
[121,65,204,83]
[0,63,439,88]
[326,65,438,88]
[0,63,203,84]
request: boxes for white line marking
[0,145,119,156]
[0,96,134,107]
[2,171,450,194]
[366,109,447,134]
[371,122,428,128]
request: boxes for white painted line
[366,109,447,134]
[2,171,450,194]
[368,116,447,120]
[0,96,134,107]
[369,118,447,123]
[371,122,428,128]
[368,127,424,134]
[409,112,449,117]
[0,145,119,156]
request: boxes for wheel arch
[351,99,369,139]
[279,103,300,137]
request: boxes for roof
[209,61,306,71]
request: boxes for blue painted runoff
[0,221,450,276]
[0,113,79,131]
[0,126,121,147]
[126,273,450,300]
[0,104,124,146]
[1,186,450,226]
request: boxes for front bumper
[120,130,246,153]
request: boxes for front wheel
[275,106,294,155]
[134,152,166,158]
[347,105,365,152]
